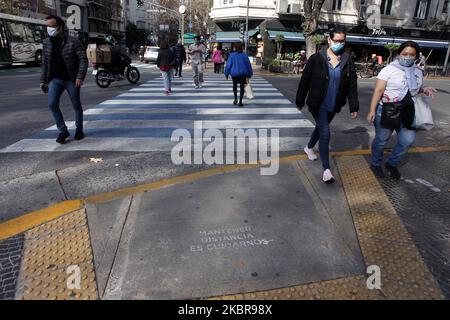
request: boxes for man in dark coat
[40,15,88,144]
[172,40,187,77]
[296,29,359,183]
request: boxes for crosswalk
[0,74,315,153]
[130,63,159,70]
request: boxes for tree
[311,34,325,53]
[275,34,284,59]
[0,0,31,15]
[385,43,400,63]
[301,0,326,58]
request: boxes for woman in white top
[367,41,437,180]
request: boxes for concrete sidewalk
[0,149,448,300]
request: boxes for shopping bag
[245,80,254,99]
[413,94,434,130]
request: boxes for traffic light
[239,23,245,40]
[137,0,144,8]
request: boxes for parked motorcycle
[92,57,140,88]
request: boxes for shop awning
[267,30,305,42]
[265,30,449,49]
[183,33,196,45]
[214,30,258,43]
[346,34,449,49]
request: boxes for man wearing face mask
[40,15,88,144]
[296,28,359,183]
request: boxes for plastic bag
[413,94,434,130]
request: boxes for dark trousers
[175,62,183,76]
[308,108,336,170]
[214,63,221,73]
[232,76,246,102]
[48,78,83,133]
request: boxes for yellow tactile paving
[15,209,98,300]
[336,156,444,300]
[210,276,385,300]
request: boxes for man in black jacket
[40,15,88,144]
[296,29,359,183]
[172,41,187,77]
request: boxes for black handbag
[380,101,402,127]
[380,91,414,128]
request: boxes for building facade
[210,0,450,68]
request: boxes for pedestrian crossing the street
[0,74,315,153]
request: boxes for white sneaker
[199,83,203,88]
[304,146,318,161]
[322,169,335,183]
[195,85,199,89]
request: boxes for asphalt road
[0,63,449,217]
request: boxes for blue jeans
[161,69,173,91]
[48,78,83,133]
[371,104,416,167]
[308,108,336,170]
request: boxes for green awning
[267,30,305,42]
[214,30,258,43]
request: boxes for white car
[144,46,159,63]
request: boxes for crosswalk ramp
[0,75,315,153]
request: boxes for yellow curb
[0,200,84,241]
[1,145,448,240]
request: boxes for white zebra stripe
[84,108,299,115]
[99,99,293,105]
[0,137,310,153]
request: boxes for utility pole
[245,0,250,54]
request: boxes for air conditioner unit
[287,3,301,14]
[276,0,289,14]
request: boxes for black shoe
[370,165,385,178]
[56,131,70,144]
[233,99,238,105]
[74,130,85,140]
[238,102,243,107]
[385,163,401,180]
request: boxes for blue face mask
[330,41,345,54]
[398,56,416,67]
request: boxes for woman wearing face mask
[367,41,437,180]
[296,28,359,183]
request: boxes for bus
[0,13,47,66]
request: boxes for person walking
[156,39,176,95]
[213,45,223,73]
[224,42,253,107]
[187,36,206,89]
[172,40,186,77]
[40,15,88,144]
[367,41,437,179]
[296,28,359,183]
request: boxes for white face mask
[47,26,58,37]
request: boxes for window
[22,23,39,43]
[6,22,26,43]
[415,0,430,19]
[444,0,449,14]
[332,0,343,11]
[380,0,393,15]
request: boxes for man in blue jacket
[224,43,253,107]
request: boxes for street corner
[0,207,98,300]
